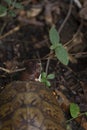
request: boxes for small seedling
[0,0,23,17]
[66,103,87,123]
[49,26,69,65]
[41,72,55,87]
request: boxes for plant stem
[66,112,86,123]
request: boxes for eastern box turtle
[0,81,66,130]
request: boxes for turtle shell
[0,81,66,130]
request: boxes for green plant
[0,0,23,17]
[41,72,55,87]
[49,26,69,65]
[66,103,87,123]
[70,103,80,118]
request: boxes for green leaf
[47,74,55,79]
[45,80,51,87]
[50,45,59,50]
[41,72,47,79]
[0,5,7,17]
[41,72,47,83]
[55,44,69,65]
[8,10,16,17]
[70,103,80,118]
[50,45,56,50]
[85,112,87,116]
[49,26,60,46]
[41,78,46,83]
[13,2,23,9]
[4,0,12,5]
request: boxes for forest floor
[0,0,87,130]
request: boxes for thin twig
[0,22,7,36]
[0,26,20,40]
[73,0,82,8]
[72,52,87,58]
[58,0,73,34]
[45,57,50,75]
[0,67,25,74]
